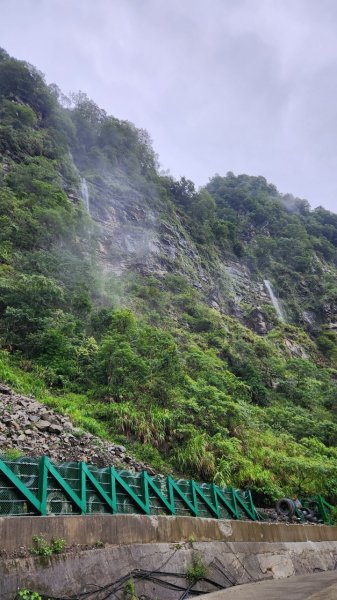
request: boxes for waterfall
[263,280,285,322]
[80,178,90,214]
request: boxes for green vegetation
[3,448,23,460]
[123,578,139,600]
[2,47,337,504]
[185,554,208,585]
[18,591,44,600]
[29,535,66,556]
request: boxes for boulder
[48,424,63,435]
[35,420,51,431]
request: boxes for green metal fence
[0,455,257,520]
[0,455,333,523]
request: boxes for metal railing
[0,455,333,523]
[0,455,257,520]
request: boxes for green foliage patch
[29,535,66,557]
[185,554,208,584]
[18,590,44,600]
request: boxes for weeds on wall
[29,535,66,557]
[185,554,208,585]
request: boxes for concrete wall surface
[1,514,337,553]
[1,516,337,599]
[2,540,337,599]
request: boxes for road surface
[197,571,337,600]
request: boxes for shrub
[18,590,43,600]
[123,577,138,599]
[29,535,66,556]
[51,537,66,553]
[185,554,208,585]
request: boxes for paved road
[197,571,337,600]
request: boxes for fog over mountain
[1,0,337,210]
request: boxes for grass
[0,350,46,399]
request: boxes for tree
[0,58,54,118]
[169,176,196,209]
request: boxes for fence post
[80,462,87,515]
[37,455,48,516]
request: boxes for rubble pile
[0,383,153,472]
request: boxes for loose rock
[0,384,152,473]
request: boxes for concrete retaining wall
[1,515,337,599]
[1,513,337,552]
[2,539,337,599]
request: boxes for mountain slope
[1,47,337,502]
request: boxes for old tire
[12,457,39,489]
[87,493,107,514]
[276,498,295,517]
[0,489,24,515]
[46,491,71,515]
[302,507,315,520]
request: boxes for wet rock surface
[0,384,153,471]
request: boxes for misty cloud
[1,0,337,211]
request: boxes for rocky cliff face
[82,169,337,336]
[79,175,286,336]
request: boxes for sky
[1,0,337,212]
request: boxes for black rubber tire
[304,513,316,523]
[276,498,295,517]
[12,457,39,489]
[46,491,72,515]
[301,508,315,520]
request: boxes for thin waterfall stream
[80,177,90,214]
[263,279,285,322]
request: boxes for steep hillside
[1,47,337,502]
